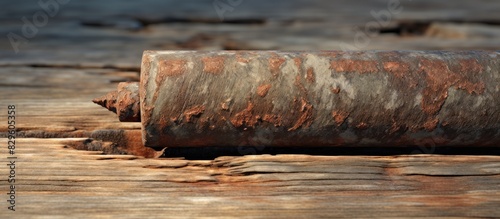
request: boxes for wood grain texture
[0,139,498,218]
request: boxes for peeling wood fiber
[97,51,500,149]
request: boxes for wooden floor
[0,139,499,218]
[1,1,499,218]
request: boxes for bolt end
[93,82,141,122]
[93,90,118,113]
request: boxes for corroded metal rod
[93,51,500,149]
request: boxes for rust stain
[294,75,308,95]
[202,56,226,74]
[150,56,189,128]
[332,110,349,126]
[306,67,315,83]
[319,51,342,58]
[330,59,379,73]
[257,84,272,97]
[158,116,169,131]
[88,129,161,158]
[460,59,483,74]
[455,80,485,94]
[423,118,439,131]
[114,83,141,122]
[288,99,313,131]
[154,74,168,94]
[262,114,283,127]
[330,87,341,94]
[93,90,118,113]
[158,59,187,77]
[183,105,205,123]
[294,57,302,69]
[123,130,162,158]
[155,59,187,103]
[141,52,152,85]
[141,105,154,130]
[231,102,258,128]
[269,55,286,76]
[141,52,153,103]
[199,116,210,128]
[383,61,410,78]
[141,53,155,118]
[237,57,249,63]
[419,58,485,115]
[236,53,250,63]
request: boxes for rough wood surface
[1,1,499,217]
[0,138,499,218]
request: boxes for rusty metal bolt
[93,82,140,122]
[94,50,500,149]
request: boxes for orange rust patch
[116,86,141,122]
[262,114,283,127]
[460,59,483,74]
[202,56,226,74]
[294,75,308,94]
[141,53,154,101]
[419,59,485,115]
[330,87,341,94]
[331,110,349,126]
[155,59,187,100]
[269,55,286,76]
[319,51,342,58]
[141,53,152,81]
[154,74,168,94]
[330,59,379,73]
[141,105,154,128]
[423,118,439,131]
[231,102,258,128]
[158,59,187,77]
[235,53,250,63]
[123,130,162,158]
[199,116,211,128]
[383,61,410,78]
[306,67,315,83]
[293,57,302,69]
[288,99,313,131]
[158,116,169,133]
[93,90,118,113]
[183,105,205,123]
[256,84,272,97]
[455,81,485,94]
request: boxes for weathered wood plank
[0,139,498,218]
